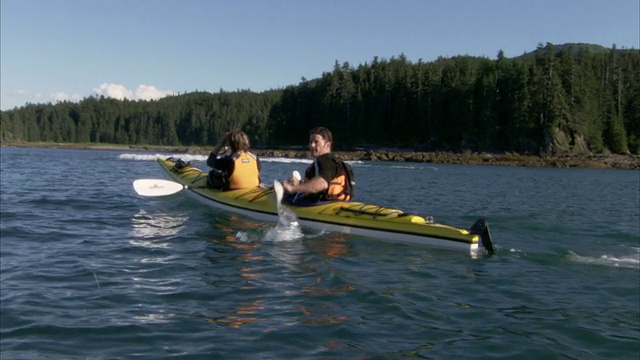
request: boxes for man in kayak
[207,130,261,190]
[282,126,354,203]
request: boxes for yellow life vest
[228,151,260,189]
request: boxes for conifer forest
[2,43,639,155]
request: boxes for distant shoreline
[2,141,638,170]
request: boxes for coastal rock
[2,142,638,170]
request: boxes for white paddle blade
[273,180,284,212]
[133,179,184,197]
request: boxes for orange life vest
[227,151,260,189]
[326,172,351,201]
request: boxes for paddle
[133,179,185,196]
[272,178,303,236]
[273,180,284,213]
[273,170,300,212]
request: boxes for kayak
[154,157,495,256]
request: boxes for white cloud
[10,89,43,100]
[50,92,68,102]
[4,84,174,109]
[93,83,134,100]
[49,92,82,103]
[134,84,174,100]
[93,83,174,101]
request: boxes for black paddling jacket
[304,154,351,201]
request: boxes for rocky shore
[2,142,639,170]
[251,149,639,170]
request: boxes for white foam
[567,250,640,270]
[263,224,304,242]
[260,157,312,164]
[234,231,252,242]
[118,153,366,166]
[262,205,304,242]
[119,153,206,162]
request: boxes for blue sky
[1,0,638,111]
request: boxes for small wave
[130,277,182,293]
[119,153,207,162]
[392,164,438,170]
[388,165,418,170]
[129,239,171,249]
[260,158,365,165]
[566,250,640,270]
[133,312,175,324]
[130,210,189,241]
[138,255,178,264]
[118,153,365,165]
[260,157,312,164]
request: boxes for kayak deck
[157,157,495,256]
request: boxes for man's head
[308,127,332,157]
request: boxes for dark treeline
[0,89,282,148]
[2,43,639,155]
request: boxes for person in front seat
[207,130,261,190]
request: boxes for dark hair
[309,127,333,144]
[228,130,250,152]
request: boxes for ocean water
[1,147,638,359]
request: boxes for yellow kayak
[156,157,494,256]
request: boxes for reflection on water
[127,210,189,311]
[299,305,349,325]
[307,232,351,261]
[129,210,190,248]
[205,211,356,329]
[295,233,354,326]
[302,284,356,296]
[209,215,269,328]
[268,240,307,275]
[207,299,265,328]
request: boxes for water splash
[234,230,252,243]
[263,206,304,242]
[566,250,640,270]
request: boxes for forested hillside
[2,43,639,155]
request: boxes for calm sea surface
[1,147,638,359]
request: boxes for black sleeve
[210,155,232,173]
[315,156,338,184]
[257,157,262,183]
[206,152,218,168]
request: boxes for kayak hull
[157,157,494,256]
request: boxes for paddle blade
[273,180,284,212]
[133,179,184,197]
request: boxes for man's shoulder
[315,154,339,179]
[317,153,336,163]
